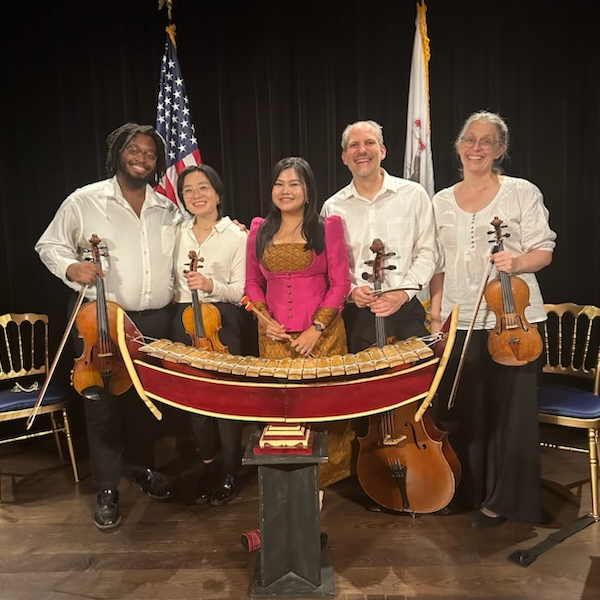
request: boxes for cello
[356,239,461,513]
[72,234,132,400]
[484,217,543,366]
[181,250,228,353]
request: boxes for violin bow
[446,249,496,410]
[370,284,423,297]
[26,284,89,430]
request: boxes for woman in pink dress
[245,156,353,487]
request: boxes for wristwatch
[312,322,324,332]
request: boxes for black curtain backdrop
[2,0,599,355]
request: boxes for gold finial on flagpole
[158,0,175,23]
[166,23,177,50]
[158,0,177,50]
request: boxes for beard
[117,156,155,189]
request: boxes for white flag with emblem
[404,0,434,198]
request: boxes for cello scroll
[355,239,461,514]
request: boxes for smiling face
[117,133,158,186]
[271,167,307,218]
[341,122,387,181]
[181,170,220,220]
[457,120,505,176]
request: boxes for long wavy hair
[256,157,325,261]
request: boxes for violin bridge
[382,434,407,446]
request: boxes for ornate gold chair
[539,303,600,519]
[0,313,79,500]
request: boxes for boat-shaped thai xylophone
[116,306,458,423]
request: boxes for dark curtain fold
[2,0,599,352]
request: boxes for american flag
[155,30,202,211]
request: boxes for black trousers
[70,296,175,491]
[433,326,544,523]
[171,302,245,476]
[343,297,429,439]
[343,296,429,353]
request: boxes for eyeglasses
[182,184,214,197]
[460,136,499,149]
[123,144,158,163]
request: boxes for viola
[181,250,228,353]
[355,239,461,513]
[484,217,543,367]
[72,234,132,400]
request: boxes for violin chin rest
[80,386,106,401]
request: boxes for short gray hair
[341,120,384,151]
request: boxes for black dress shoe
[433,498,467,516]
[194,465,217,505]
[471,509,507,528]
[210,474,236,506]
[94,490,121,530]
[133,468,173,501]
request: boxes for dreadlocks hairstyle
[105,123,167,186]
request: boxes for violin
[72,234,132,400]
[181,250,228,353]
[356,239,461,513]
[484,217,543,367]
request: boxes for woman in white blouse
[430,111,556,528]
[171,164,248,507]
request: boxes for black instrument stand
[242,430,334,598]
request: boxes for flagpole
[155,1,202,211]
[404,0,435,319]
[159,0,174,24]
[404,0,434,197]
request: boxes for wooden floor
[0,423,598,600]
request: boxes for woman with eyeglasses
[170,164,248,507]
[429,111,556,527]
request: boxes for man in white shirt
[36,123,182,530]
[321,120,438,352]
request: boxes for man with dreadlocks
[36,123,182,530]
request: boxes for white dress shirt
[35,176,182,311]
[433,176,557,329]
[173,216,247,305]
[320,170,438,300]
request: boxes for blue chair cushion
[0,383,70,413]
[539,384,600,419]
